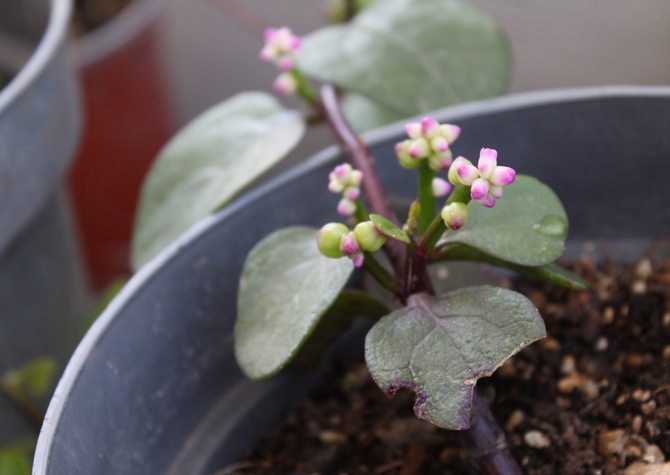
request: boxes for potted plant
[35,0,670,473]
[0,0,87,468]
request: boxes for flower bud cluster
[328,164,363,216]
[317,221,386,268]
[260,27,302,95]
[448,148,516,208]
[395,117,461,171]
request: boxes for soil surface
[219,247,670,475]
[71,0,133,36]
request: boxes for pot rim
[72,0,167,68]
[33,84,670,473]
[0,0,71,113]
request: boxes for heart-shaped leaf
[235,227,354,380]
[131,92,306,270]
[370,213,410,243]
[439,176,568,266]
[365,288,545,429]
[299,0,511,116]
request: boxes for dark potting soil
[71,0,133,35]
[220,248,670,475]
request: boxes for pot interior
[36,89,670,474]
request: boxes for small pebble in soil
[524,431,551,449]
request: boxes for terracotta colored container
[67,0,173,289]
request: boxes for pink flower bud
[264,27,278,43]
[448,156,468,185]
[440,124,461,144]
[470,178,490,200]
[456,160,480,186]
[278,56,295,72]
[432,178,452,197]
[489,166,516,187]
[408,138,430,159]
[273,73,298,95]
[478,193,496,208]
[441,202,468,230]
[328,181,344,193]
[489,185,504,199]
[431,136,449,153]
[340,231,361,256]
[350,170,363,186]
[428,149,453,171]
[352,254,364,268]
[337,198,357,216]
[421,117,441,138]
[477,148,498,179]
[404,122,422,140]
[259,45,276,62]
[343,186,360,201]
[395,141,419,169]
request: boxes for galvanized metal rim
[0,0,71,113]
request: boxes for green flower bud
[353,221,386,253]
[317,223,349,258]
[441,202,468,230]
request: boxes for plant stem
[354,198,369,224]
[320,84,406,283]
[362,253,397,294]
[461,389,523,475]
[292,69,318,106]
[417,161,435,235]
[0,386,43,433]
[420,184,471,253]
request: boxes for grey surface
[0,0,80,255]
[35,87,670,474]
[0,0,87,445]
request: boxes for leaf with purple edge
[365,287,545,430]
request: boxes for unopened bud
[340,231,361,256]
[273,72,298,95]
[337,198,357,216]
[441,202,469,230]
[317,223,349,258]
[354,221,386,252]
[432,178,452,197]
[395,141,420,169]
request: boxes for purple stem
[319,85,406,284]
[462,390,523,474]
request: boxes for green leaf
[2,357,56,399]
[341,93,406,133]
[291,290,390,369]
[131,92,306,270]
[0,448,31,475]
[365,288,545,430]
[235,227,354,380]
[435,244,588,290]
[370,214,410,243]
[439,176,568,266]
[299,0,511,116]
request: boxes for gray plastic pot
[34,86,670,474]
[0,0,87,442]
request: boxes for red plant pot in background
[68,0,173,290]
